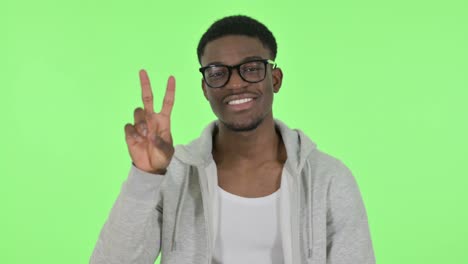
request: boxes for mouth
[224,94,257,111]
[227,98,254,105]
[223,93,258,104]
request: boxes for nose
[225,68,247,89]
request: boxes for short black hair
[197,15,277,64]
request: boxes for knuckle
[163,98,174,105]
[143,96,153,103]
[138,122,147,129]
[145,112,155,121]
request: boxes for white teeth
[228,98,253,105]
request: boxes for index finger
[139,69,154,114]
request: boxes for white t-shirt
[211,183,284,264]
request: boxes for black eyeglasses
[199,59,277,88]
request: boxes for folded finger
[124,123,143,145]
[135,121,148,137]
[134,107,145,124]
[133,107,148,136]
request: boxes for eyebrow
[204,56,264,67]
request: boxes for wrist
[131,162,167,175]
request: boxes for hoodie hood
[174,119,317,175]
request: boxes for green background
[2,0,467,263]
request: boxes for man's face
[200,35,283,132]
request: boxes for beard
[221,115,265,132]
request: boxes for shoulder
[308,150,365,209]
[307,149,352,179]
[300,145,361,200]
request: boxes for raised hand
[124,70,175,174]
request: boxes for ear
[201,79,209,100]
[271,68,283,93]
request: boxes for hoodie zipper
[171,166,190,251]
[196,165,213,264]
[307,170,313,260]
[171,165,213,264]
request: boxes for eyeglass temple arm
[267,59,277,69]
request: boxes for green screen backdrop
[2,0,467,263]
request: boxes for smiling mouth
[227,98,253,105]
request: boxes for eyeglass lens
[204,61,266,88]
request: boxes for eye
[244,66,261,72]
[206,67,227,79]
[208,71,224,78]
[241,62,264,73]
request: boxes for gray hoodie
[90,120,375,264]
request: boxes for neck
[213,116,285,166]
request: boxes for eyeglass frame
[199,59,277,88]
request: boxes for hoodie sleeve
[90,164,166,264]
[326,163,376,264]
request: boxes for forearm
[90,165,165,264]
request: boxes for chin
[221,117,264,132]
